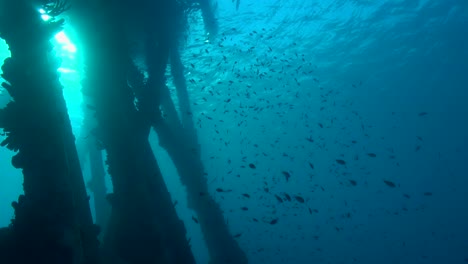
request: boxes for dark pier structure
[0,0,247,264]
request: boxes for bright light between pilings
[38,9,83,130]
[39,9,77,53]
[55,32,77,53]
[39,8,52,21]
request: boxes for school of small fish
[180,18,436,263]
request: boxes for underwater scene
[0,0,467,264]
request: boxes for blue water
[1,0,468,263]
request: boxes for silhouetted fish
[383,180,396,188]
[282,171,291,181]
[216,188,232,193]
[274,194,283,203]
[336,159,346,165]
[294,195,305,203]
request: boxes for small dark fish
[418,112,428,116]
[349,180,357,186]
[308,162,314,169]
[308,208,312,214]
[423,192,433,196]
[233,233,242,238]
[383,180,396,188]
[283,193,291,201]
[294,195,305,203]
[249,163,256,169]
[192,216,199,224]
[336,159,346,165]
[240,207,248,211]
[252,218,259,222]
[274,194,283,203]
[282,171,291,181]
[269,218,278,225]
[403,194,411,199]
[242,193,250,198]
[216,188,232,193]
[367,153,377,158]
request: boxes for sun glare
[39,8,52,21]
[38,10,83,129]
[55,31,77,53]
